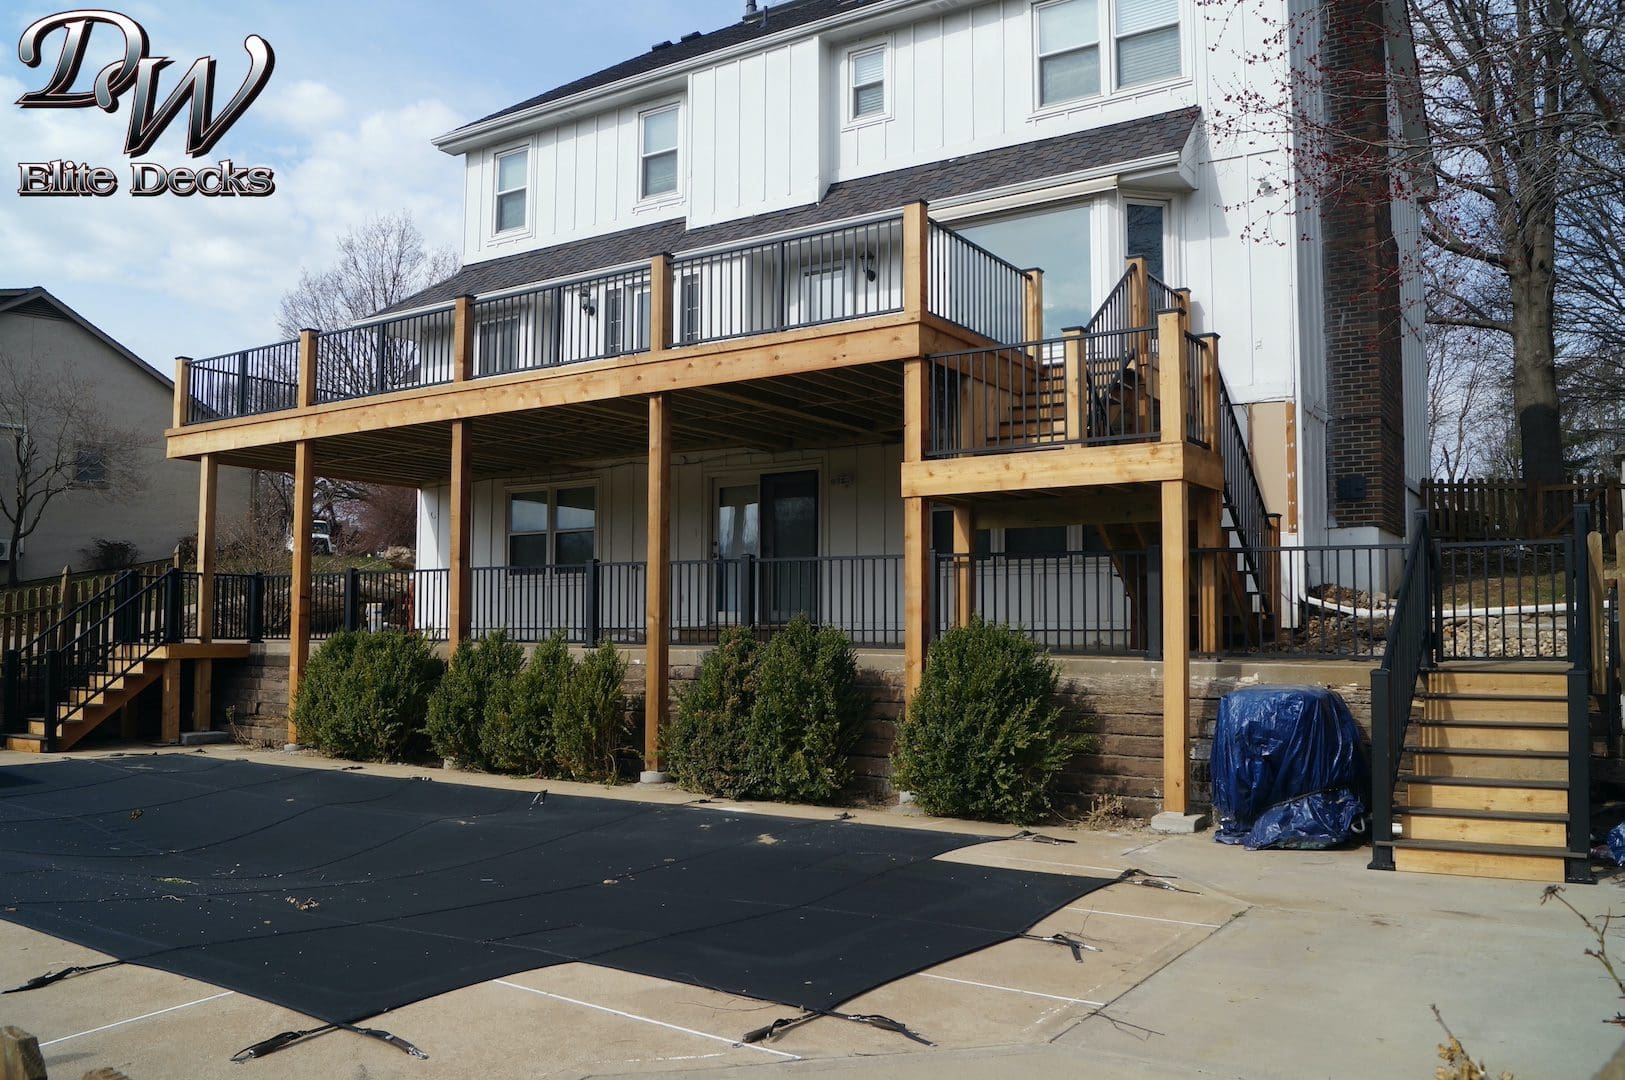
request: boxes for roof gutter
[432,0,936,155]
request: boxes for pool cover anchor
[1004,829,1077,845]
[4,959,123,993]
[231,1021,428,1062]
[742,1008,934,1047]
[1018,931,1100,961]
[1113,867,1197,894]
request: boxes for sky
[0,0,744,373]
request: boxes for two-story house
[151,0,1428,822]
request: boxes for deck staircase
[1,569,243,753]
[1390,666,1580,881]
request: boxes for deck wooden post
[644,393,672,776]
[1160,479,1191,814]
[903,201,930,320]
[448,420,473,649]
[1023,269,1044,341]
[173,357,190,428]
[1203,334,1222,446]
[287,440,315,744]
[952,504,976,627]
[1197,487,1222,654]
[903,356,932,700]
[649,253,674,353]
[1157,308,1187,444]
[193,454,218,731]
[161,657,182,744]
[296,328,319,408]
[452,295,474,381]
[1062,327,1085,444]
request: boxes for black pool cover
[0,756,1108,1035]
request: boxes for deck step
[3,733,45,753]
[1416,695,1567,723]
[1387,839,1572,882]
[1407,722,1567,753]
[1426,670,1567,696]
[1403,778,1569,814]
[1406,748,1568,781]
[1397,809,1567,847]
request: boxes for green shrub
[291,630,442,763]
[666,626,761,797]
[482,634,572,775]
[746,617,866,802]
[425,631,525,770]
[552,640,629,782]
[666,619,868,803]
[892,619,1088,824]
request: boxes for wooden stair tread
[1404,775,1568,789]
[1403,746,1567,759]
[1418,692,1567,702]
[1380,837,1582,859]
[1410,718,1568,730]
[1396,806,1567,823]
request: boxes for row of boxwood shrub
[290,629,630,782]
[290,618,1091,823]
[664,616,1090,823]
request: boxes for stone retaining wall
[211,644,1374,819]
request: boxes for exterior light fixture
[579,288,596,317]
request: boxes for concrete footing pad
[1150,811,1210,834]
[638,770,669,785]
[179,732,231,746]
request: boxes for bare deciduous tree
[0,346,149,585]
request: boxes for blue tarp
[1210,685,1369,850]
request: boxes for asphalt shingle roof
[457,0,891,132]
[384,107,1200,315]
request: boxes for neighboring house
[0,288,250,581]
[157,0,1459,852]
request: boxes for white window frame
[492,144,530,237]
[638,102,682,203]
[1112,0,1182,90]
[845,42,890,127]
[1123,195,1176,283]
[506,482,600,571]
[1032,0,1103,111]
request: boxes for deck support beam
[448,420,473,649]
[287,439,315,744]
[644,393,671,777]
[1197,487,1222,654]
[1160,479,1191,815]
[193,454,218,730]
[952,504,976,627]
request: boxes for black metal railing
[673,218,904,345]
[1217,374,1272,612]
[926,339,1067,456]
[470,562,643,644]
[1183,332,1210,448]
[1147,272,1182,313]
[314,305,458,403]
[1433,538,1570,660]
[1564,506,1595,882]
[186,341,300,423]
[935,550,1152,655]
[927,222,1027,344]
[1193,543,1408,659]
[471,264,654,376]
[1085,267,1136,334]
[671,555,902,646]
[1369,512,1434,872]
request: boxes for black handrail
[1217,374,1272,618]
[1369,510,1433,871]
[1565,505,1595,883]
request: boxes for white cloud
[0,74,463,369]
[254,79,347,131]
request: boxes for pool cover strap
[742,1007,934,1046]
[4,959,123,993]
[232,1022,428,1062]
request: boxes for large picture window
[508,486,597,569]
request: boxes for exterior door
[714,483,758,622]
[760,470,819,624]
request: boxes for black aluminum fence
[1434,538,1572,660]
[1184,332,1211,448]
[1147,272,1182,313]
[671,556,902,646]
[928,222,1026,344]
[219,570,447,642]
[1079,326,1158,444]
[1368,514,1434,872]
[1217,374,1273,606]
[314,305,457,403]
[1193,543,1407,659]
[470,562,644,644]
[672,218,904,345]
[1085,267,1135,334]
[186,340,299,423]
[936,551,1153,655]
[471,265,654,376]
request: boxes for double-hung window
[1115,0,1180,87]
[1036,0,1101,106]
[640,105,680,199]
[849,45,887,121]
[494,147,528,233]
[508,487,597,570]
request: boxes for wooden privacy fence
[1423,476,1624,554]
[0,560,172,651]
